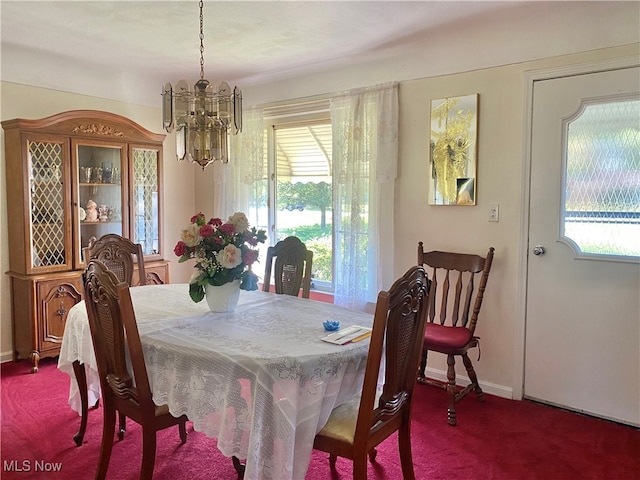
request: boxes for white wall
[239,43,640,397]
[0,83,196,360]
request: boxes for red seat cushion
[424,323,473,351]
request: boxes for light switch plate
[488,203,500,222]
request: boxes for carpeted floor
[1,358,639,479]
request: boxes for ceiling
[1,1,532,106]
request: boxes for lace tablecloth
[58,284,373,480]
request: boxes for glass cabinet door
[74,140,126,267]
[27,136,71,272]
[131,146,162,259]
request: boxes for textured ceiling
[1,1,529,105]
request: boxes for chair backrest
[353,266,431,446]
[83,259,155,414]
[84,233,147,287]
[417,242,494,335]
[262,236,313,298]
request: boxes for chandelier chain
[199,0,205,80]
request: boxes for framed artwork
[428,94,478,205]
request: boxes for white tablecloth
[58,284,373,480]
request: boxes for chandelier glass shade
[161,1,242,169]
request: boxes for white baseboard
[1,351,15,363]
[423,366,514,399]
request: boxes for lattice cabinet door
[131,144,163,261]
[22,135,73,274]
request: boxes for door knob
[532,245,545,256]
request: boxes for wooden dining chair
[416,242,495,426]
[83,259,187,480]
[262,236,313,298]
[313,265,430,479]
[81,233,147,443]
[83,233,147,287]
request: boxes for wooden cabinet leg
[30,351,40,373]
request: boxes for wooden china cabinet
[2,110,169,372]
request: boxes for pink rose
[243,249,257,266]
[218,244,242,269]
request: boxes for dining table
[57,283,374,480]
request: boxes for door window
[563,97,640,259]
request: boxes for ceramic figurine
[98,204,109,222]
[85,199,98,222]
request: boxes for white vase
[205,280,241,312]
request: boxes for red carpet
[1,358,638,479]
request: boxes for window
[233,84,398,309]
[249,101,335,292]
[272,122,333,289]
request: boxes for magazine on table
[321,325,372,345]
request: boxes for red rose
[199,224,214,237]
[174,241,187,257]
[208,217,223,226]
[219,223,235,235]
[191,212,206,225]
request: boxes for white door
[525,66,640,426]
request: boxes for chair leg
[398,421,416,480]
[178,420,187,444]
[232,456,245,478]
[96,406,116,480]
[446,354,457,426]
[417,348,428,384]
[353,453,368,480]
[329,453,338,469]
[140,429,157,480]
[368,448,377,462]
[117,412,126,440]
[72,360,88,446]
[462,352,485,401]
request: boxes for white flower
[218,244,242,269]
[181,223,201,247]
[228,212,249,233]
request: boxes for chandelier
[161,0,242,169]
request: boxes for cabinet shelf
[79,182,121,187]
[80,221,120,226]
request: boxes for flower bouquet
[174,212,267,303]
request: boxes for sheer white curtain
[213,107,265,226]
[331,82,398,310]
